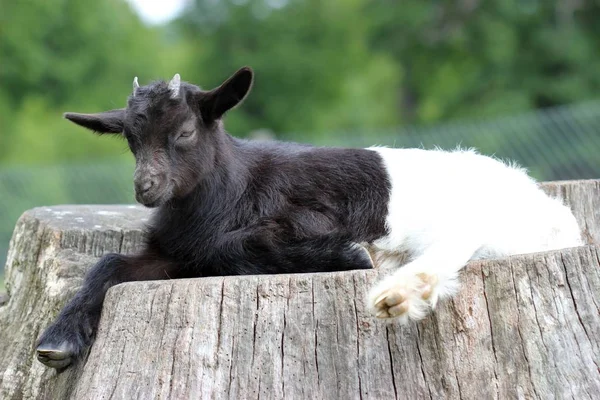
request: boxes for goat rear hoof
[346,243,375,270]
[36,345,74,369]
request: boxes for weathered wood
[540,179,600,243]
[0,181,599,399]
[0,206,149,400]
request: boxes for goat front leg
[368,240,481,323]
[36,252,177,369]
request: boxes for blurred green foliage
[2,0,600,166]
[2,0,600,274]
[0,0,189,165]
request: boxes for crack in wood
[481,267,500,394]
[311,279,320,390]
[415,326,433,400]
[560,252,600,372]
[509,257,539,399]
[385,326,398,400]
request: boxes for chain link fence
[0,162,135,276]
[1,101,600,272]
[304,100,600,181]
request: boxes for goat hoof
[369,271,440,322]
[347,243,376,270]
[36,344,74,369]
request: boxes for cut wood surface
[0,180,599,399]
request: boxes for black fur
[36,67,391,369]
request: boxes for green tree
[176,0,400,139]
[0,0,187,165]
[366,0,600,125]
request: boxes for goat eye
[177,130,195,141]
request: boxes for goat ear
[63,109,125,134]
[202,67,253,121]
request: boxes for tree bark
[0,181,599,399]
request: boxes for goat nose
[138,179,155,193]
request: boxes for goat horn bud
[133,77,140,96]
[168,73,181,98]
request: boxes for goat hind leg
[368,240,481,323]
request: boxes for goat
[36,67,583,369]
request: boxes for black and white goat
[36,67,583,369]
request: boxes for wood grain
[0,181,598,399]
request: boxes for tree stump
[0,181,599,399]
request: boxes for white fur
[366,147,583,323]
